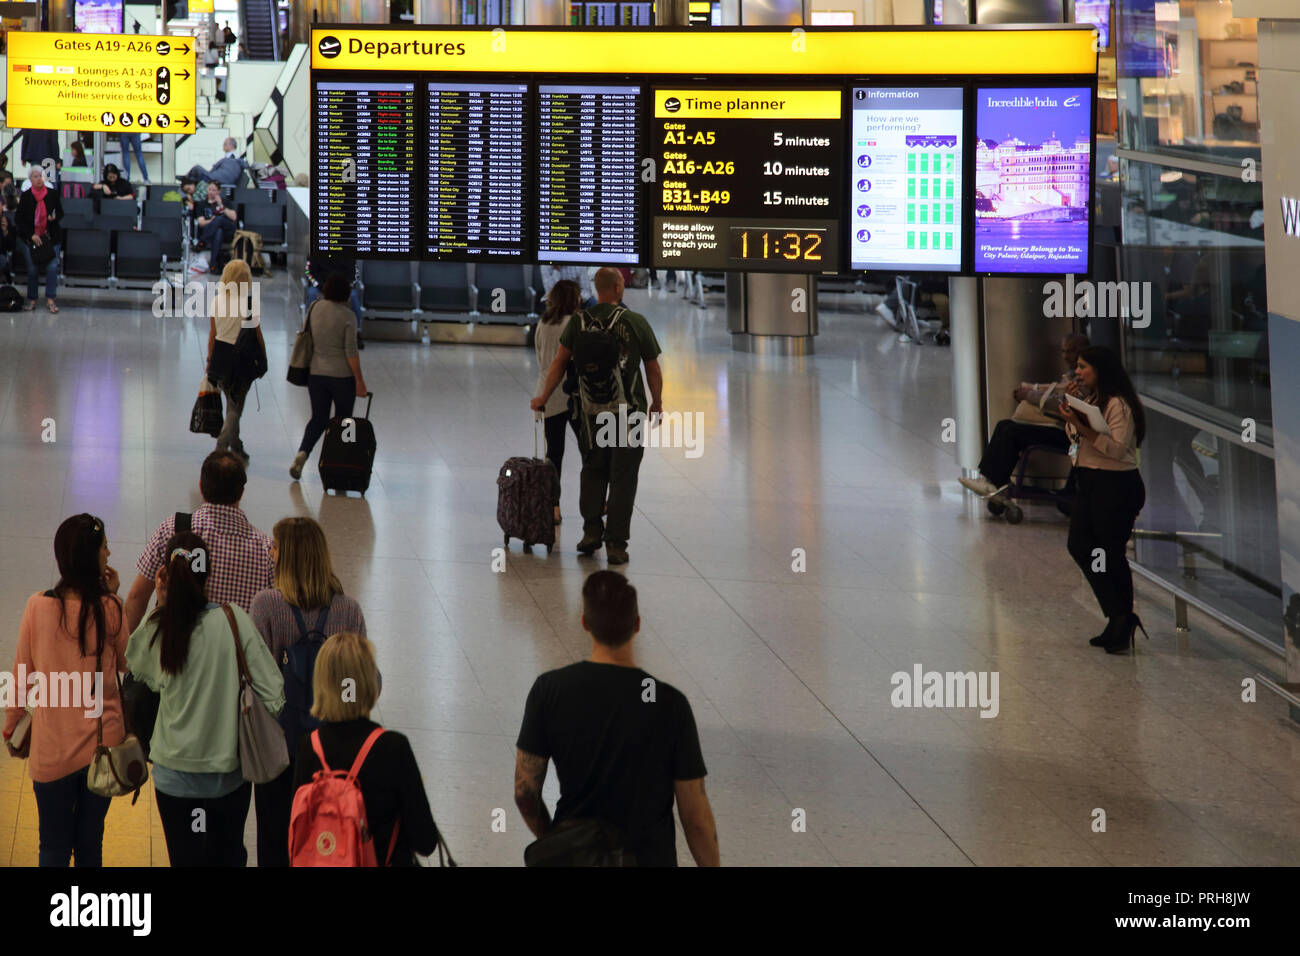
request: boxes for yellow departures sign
[7,31,198,134]
[310,26,1097,76]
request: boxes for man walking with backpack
[531,267,663,565]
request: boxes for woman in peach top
[2,515,128,866]
[1058,347,1149,654]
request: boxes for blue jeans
[300,374,357,454]
[305,284,363,330]
[31,767,111,867]
[120,133,148,181]
[19,239,59,302]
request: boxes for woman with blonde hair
[205,258,267,466]
[291,632,440,867]
[249,515,365,866]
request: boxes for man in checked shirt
[125,451,275,633]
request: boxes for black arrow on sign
[176,69,190,80]
[179,116,191,127]
[178,43,191,55]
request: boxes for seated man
[958,332,1090,498]
[92,163,136,201]
[193,181,237,272]
[179,136,250,187]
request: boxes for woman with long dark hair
[536,279,582,525]
[2,515,127,866]
[126,530,283,866]
[1057,346,1149,654]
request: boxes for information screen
[974,86,1092,274]
[850,86,963,273]
[651,88,842,272]
[313,79,418,257]
[425,81,530,261]
[537,84,642,264]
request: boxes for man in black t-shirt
[515,571,719,866]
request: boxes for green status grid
[905,150,957,253]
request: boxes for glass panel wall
[1116,1,1280,646]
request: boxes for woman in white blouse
[1058,346,1148,654]
[535,279,582,526]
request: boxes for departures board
[310,26,1098,275]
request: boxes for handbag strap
[222,604,252,686]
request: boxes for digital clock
[731,227,826,263]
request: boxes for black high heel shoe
[1103,612,1149,654]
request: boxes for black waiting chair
[94,198,139,231]
[472,264,537,319]
[417,262,474,314]
[61,229,113,286]
[239,202,286,247]
[143,199,184,220]
[232,187,274,208]
[359,260,417,317]
[60,198,96,231]
[113,230,163,285]
[142,215,184,266]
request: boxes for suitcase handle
[362,391,373,419]
[533,411,543,459]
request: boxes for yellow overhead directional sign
[7,31,198,134]
[310,26,1098,76]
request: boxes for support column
[948,275,982,474]
[726,0,816,353]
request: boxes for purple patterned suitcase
[497,420,558,554]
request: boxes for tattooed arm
[514,748,553,837]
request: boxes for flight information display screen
[537,84,642,264]
[850,86,964,272]
[651,88,843,272]
[312,79,418,257]
[425,81,530,260]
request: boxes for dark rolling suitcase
[319,392,376,496]
[498,418,559,554]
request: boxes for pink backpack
[289,728,399,867]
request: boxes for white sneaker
[958,475,1000,497]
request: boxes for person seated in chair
[959,332,1091,499]
[92,164,136,201]
[193,181,237,274]
[179,137,250,188]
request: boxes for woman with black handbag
[16,166,62,313]
[206,259,266,466]
[2,515,127,866]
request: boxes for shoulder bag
[87,640,150,802]
[287,300,317,387]
[224,604,290,783]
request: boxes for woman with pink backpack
[289,632,445,866]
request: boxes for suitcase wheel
[504,533,510,546]
[523,542,532,551]
[545,544,553,555]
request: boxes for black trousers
[543,409,580,504]
[577,415,645,549]
[300,374,356,454]
[253,761,295,867]
[979,419,1071,487]
[1067,467,1146,619]
[155,781,252,867]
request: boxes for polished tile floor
[1,276,1298,866]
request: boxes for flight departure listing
[313,79,418,256]
[426,81,529,260]
[537,84,641,264]
[651,89,843,272]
